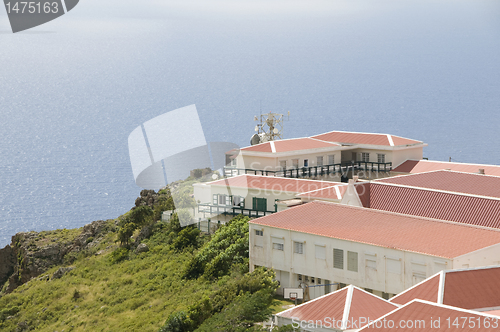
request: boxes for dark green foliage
[195,289,274,332]
[183,215,250,280]
[118,206,154,246]
[0,306,20,322]
[173,226,201,252]
[161,267,278,332]
[109,247,130,264]
[153,190,175,222]
[159,311,191,332]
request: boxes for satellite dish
[273,128,279,134]
[250,133,261,145]
[255,126,259,132]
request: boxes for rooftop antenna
[250,110,290,145]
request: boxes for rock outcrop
[0,245,15,288]
[1,219,116,293]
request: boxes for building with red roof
[359,299,500,331]
[275,285,398,331]
[392,159,500,177]
[249,201,500,300]
[227,130,426,181]
[390,266,500,312]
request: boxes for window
[361,152,370,162]
[347,251,358,272]
[377,154,385,163]
[272,238,284,251]
[218,194,226,205]
[303,159,309,167]
[328,155,335,165]
[298,274,302,281]
[231,158,237,166]
[317,278,321,284]
[292,159,299,168]
[333,248,344,269]
[213,194,218,205]
[233,196,245,208]
[294,241,304,254]
[273,243,284,251]
[311,277,315,283]
[252,197,267,212]
[315,245,326,260]
[317,156,323,166]
[280,160,287,170]
[225,195,231,206]
[255,229,263,236]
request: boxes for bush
[173,227,200,252]
[159,311,192,332]
[109,247,129,264]
[183,215,250,280]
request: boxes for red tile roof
[240,137,340,153]
[393,160,500,177]
[250,201,500,258]
[311,131,422,147]
[375,170,500,199]
[277,285,397,328]
[390,266,500,310]
[390,274,440,306]
[208,175,337,193]
[360,300,500,331]
[369,183,500,229]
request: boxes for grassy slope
[0,223,216,332]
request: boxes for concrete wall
[392,147,423,168]
[249,225,453,298]
[453,243,500,269]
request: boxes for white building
[227,131,426,180]
[249,201,500,300]
[193,175,346,223]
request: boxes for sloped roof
[360,299,500,331]
[240,137,340,153]
[250,201,500,259]
[375,170,500,199]
[393,160,500,176]
[277,285,397,329]
[369,182,500,229]
[311,131,422,147]
[207,175,337,193]
[390,266,500,310]
[296,184,348,200]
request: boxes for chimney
[478,169,485,175]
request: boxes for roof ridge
[296,184,346,196]
[389,270,442,304]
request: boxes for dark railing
[198,203,275,218]
[223,162,391,178]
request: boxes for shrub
[109,247,129,264]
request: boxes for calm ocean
[0,0,499,247]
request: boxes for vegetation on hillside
[0,173,291,332]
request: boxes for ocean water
[0,0,499,247]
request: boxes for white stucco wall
[249,225,455,297]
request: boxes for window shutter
[333,249,344,269]
[347,251,358,272]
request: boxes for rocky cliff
[0,219,116,294]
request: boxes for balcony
[222,162,391,179]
